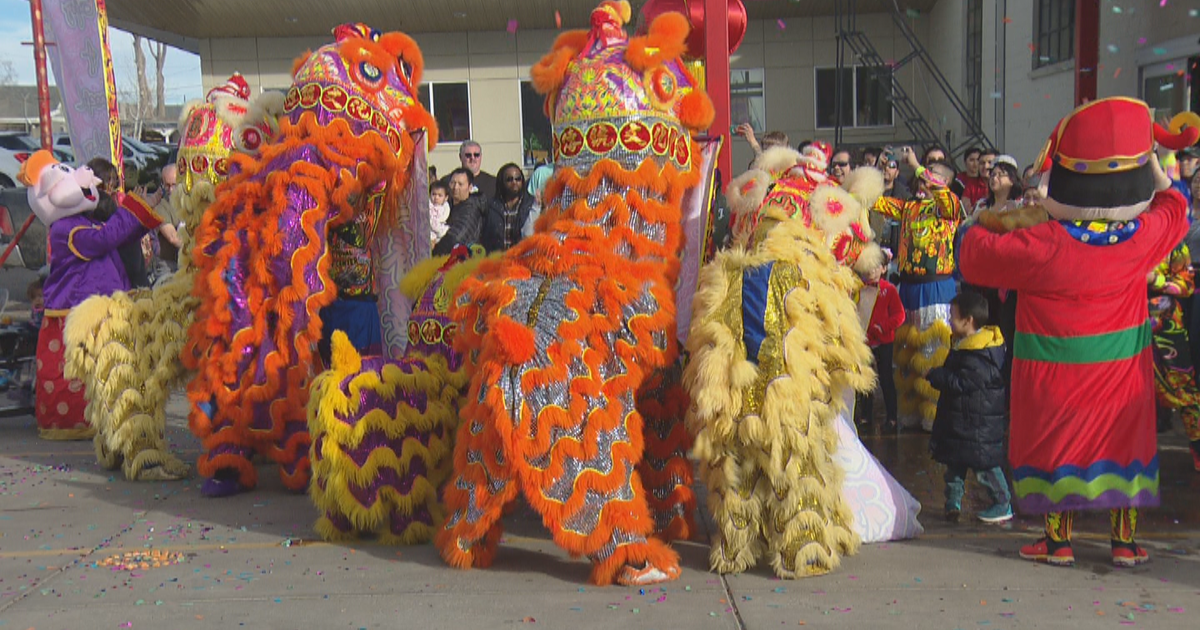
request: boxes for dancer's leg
[1111,508,1149,567]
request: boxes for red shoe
[1112,541,1150,568]
[1019,537,1075,566]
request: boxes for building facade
[119,0,1198,176]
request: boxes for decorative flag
[42,0,123,176]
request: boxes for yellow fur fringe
[64,276,195,481]
[684,216,874,579]
[307,253,485,543]
[307,332,458,542]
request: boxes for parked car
[0,187,47,270]
[0,133,73,189]
[124,136,169,158]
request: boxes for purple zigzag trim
[347,457,430,508]
[341,427,443,467]
[1016,488,1161,515]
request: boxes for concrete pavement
[2,394,1198,629]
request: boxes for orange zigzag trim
[440,146,702,564]
[183,111,416,488]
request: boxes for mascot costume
[183,24,436,497]
[434,1,711,586]
[18,153,162,440]
[960,98,1197,567]
[685,141,919,579]
[64,74,280,481]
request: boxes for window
[965,0,983,122]
[1142,65,1192,123]
[1033,0,1074,69]
[730,69,765,133]
[815,66,893,129]
[417,82,472,142]
[519,81,552,167]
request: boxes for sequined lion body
[434,3,713,586]
[63,75,280,481]
[182,24,436,496]
[683,150,884,578]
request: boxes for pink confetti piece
[1169,607,1185,613]
[555,11,562,28]
[1160,0,1168,6]
[1114,67,1123,78]
[507,19,519,34]
[777,19,786,31]
[1137,37,1148,45]
[834,607,852,613]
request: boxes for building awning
[107,0,935,40]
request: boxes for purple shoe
[201,470,249,497]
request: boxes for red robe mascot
[959,98,1198,568]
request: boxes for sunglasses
[463,152,481,158]
[503,176,524,183]
[885,161,898,168]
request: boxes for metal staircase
[832,0,995,158]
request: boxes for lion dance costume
[685,143,886,578]
[64,74,280,481]
[960,98,1197,567]
[184,24,436,497]
[306,248,484,543]
[1147,242,1200,471]
[872,177,963,431]
[434,1,712,586]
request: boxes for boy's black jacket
[928,326,1008,469]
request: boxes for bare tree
[131,35,153,138]
[150,41,167,119]
[0,58,16,85]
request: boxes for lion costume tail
[64,278,195,481]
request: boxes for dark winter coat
[480,192,536,253]
[928,325,1008,469]
[432,194,487,256]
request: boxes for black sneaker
[945,509,960,523]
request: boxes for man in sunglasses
[442,139,496,200]
[828,148,853,183]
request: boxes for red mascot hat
[1035,97,1200,222]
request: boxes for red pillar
[705,0,731,187]
[29,0,53,150]
[1074,0,1099,106]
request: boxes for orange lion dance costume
[435,1,713,586]
[183,23,436,497]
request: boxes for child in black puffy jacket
[928,291,1012,524]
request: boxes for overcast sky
[0,0,202,103]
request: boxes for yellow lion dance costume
[684,145,883,578]
[307,250,485,543]
[63,74,280,481]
